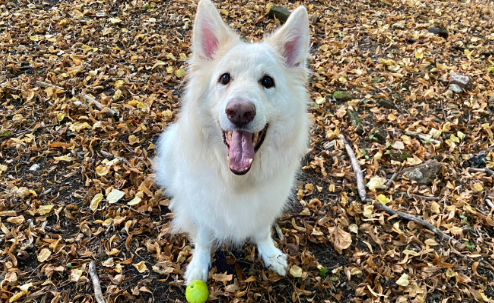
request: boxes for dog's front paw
[259,247,288,276]
[184,257,209,284]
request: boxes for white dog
[154,0,310,284]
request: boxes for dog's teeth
[249,158,253,165]
[228,131,232,142]
[227,156,231,164]
[253,133,258,144]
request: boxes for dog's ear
[192,0,238,60]
[266,7,310,68]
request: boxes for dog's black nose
[225,100,256,127]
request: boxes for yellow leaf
[315,97,326,105]
[108,248,120,256]
[162,109,174,121]
[266,2,274,13]
[38,248,52,262]
[446,268,456,277]
[179,53,187,61]
[107,189,125,204]
[38,205,54,215]
[289,265,303,278]
[69,121,91,132]
[366,176,386,190]
[175,68,186,78]
[53,155,73,162]
[396,273,410,286]
[0,164,7,174]
[403,250,419,256]
[7,216,25,224]
[166,66,174,74]
[128,191,143,206]
[109,18,122,24]
[363,205,374,218]
[12,114,23,122]
[431,202,440,214]
[463,204,477,214]
[95,165,110,176]
[70,268,83,282]
[377,194,390,205]
[114,89,122,100]
[128,135,139,145]
[114,80,124,88]
[133,261,148,273]
[102,218,112,227]
[415,49,423,59]
[56,113,65,122]
[349,224,358,234]
[90,193,103,211]
[472,183,483,192]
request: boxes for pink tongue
[228,130,255,172]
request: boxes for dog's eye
[261,75,275,88]
[219,73,231,85]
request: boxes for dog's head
[188,0,310,175]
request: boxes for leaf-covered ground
[1,0,494,302]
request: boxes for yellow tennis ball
[185,280,209,303]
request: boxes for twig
[99,150,131,166]
[486,199,494,210]
[468,167,494,177]
[36,80,65,91]
[80,94,119,117]
[116,203,149,216]
[407,193,442,201]
[273,222,284,241]
[89,261,105,303]
[385,166,403,188]
[339,135,368,203]
[339,134,494,269]
[405,131,441,145]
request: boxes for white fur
[154,0,310,284]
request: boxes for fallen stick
[405,132,441,146]
[385,166,403,188]
[339,135,368,203]
[80,94,119,117]
[467,167,494,177]
[89,261,105,303]
[36,80,65,91]
[99,150,131,167]
[339,134,494,268]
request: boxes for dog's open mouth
[222,125,268,175]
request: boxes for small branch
[385,166,403,188]
[116,203,149,216]
[405,132,441,145]
[36,80,65,91]
[486,199,494,210]
[407,193,442,201]
[89,261,105,303]
[99,150,131,167]
[468,167,494,177]
[80,94,119,117]
[339,135,368,202]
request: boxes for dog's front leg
[255,226,287,276]
[184,228,213,284]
